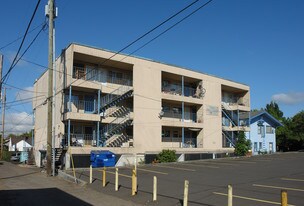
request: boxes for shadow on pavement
[0,188,92,206]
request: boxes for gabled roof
[250,110,283,128]
[9,136,32,146]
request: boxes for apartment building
[33,43,250,167]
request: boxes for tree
[234,132,251,156]
[265,101,284,120]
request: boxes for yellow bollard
[153,176,157,201]
[131,168,137,196]
[115,167,119,191]
[281,190,288,206]
[183,180,189,206]
[228,184,233,206]
[89,165,92,184]
[102,166,106,187]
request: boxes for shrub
[234,132,251,156]
[156,149,177,163]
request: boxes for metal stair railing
[222,131,235,147]
[222,109,238,127]
[100,85,133,111]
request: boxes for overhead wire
[11,0,213,112]
[3,22,47,84]
[1,0,42,86]
[0,21,47,51]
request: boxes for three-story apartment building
[33,43,250,167]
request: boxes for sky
[0,0,303,134]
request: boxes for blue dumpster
[90,150,116,168]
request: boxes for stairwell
[98,85,134,147]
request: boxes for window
[172,107,182,114]
[254,142,258,152]
[162,130,170,138]
[73,65,85,79]
[173,130,179,138]
[266,126,273,134]
[258,126,262,134]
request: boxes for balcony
[64,98,100,122]
[62,134,96,147]
[161,83,200,98]
[162,111,197,123]
[72,66,132,88]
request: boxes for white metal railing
[163,111,198,122]
[100,85,132,108]
[66,99,97,113]
[161,137,197,147]
[162,83,198,98]
[73,66,132,86]
[62,134,96,147]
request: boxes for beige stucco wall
[33,43,250,159]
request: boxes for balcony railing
[161,137,197,148]
[62,134,96,147]
[73,66,132,86]
[222,97,249,107]
[66,99,97,113]
[162,83,198,98]
[163,111,197,122]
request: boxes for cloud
[15,86,34,101]
[2,112,33,135]
[272,92,304,105]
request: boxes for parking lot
[72,152,304,205]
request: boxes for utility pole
[1,87,6,160]
[46,0,54,176]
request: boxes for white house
[8,136,32,152]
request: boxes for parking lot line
[253,184,304,192]
[203,161,236,166]
[281,178,304,182]
[213,192,296,206]
[252,159,272,162]
[137,168,168,175]
[231,160,257,164]
[180,163,219,169]
[153,164,196,172]
[98,170,132,179]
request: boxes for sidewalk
[0,161,138,206]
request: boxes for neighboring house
[244,110,283,155]
[33,43,251,168]
[8,136,32,152]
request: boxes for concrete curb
[58,170,87,186]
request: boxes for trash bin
[90,150,116,168]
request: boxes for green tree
[265,101,284,120]
[234,132,251,156]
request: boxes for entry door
[269,142,273,153]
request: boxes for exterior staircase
[52,148,66,169]
[222,131,236,147]
[106,133,133,147]
[99,85,133,113]
[97,85,134,147]
[222,106,238,127]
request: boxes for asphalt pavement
[0,161,138,206]
[72,152,304,206]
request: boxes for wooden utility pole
[46,0,54,176]
[1,87,6,160]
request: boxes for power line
[0,21,46,51]
[2,22,47,85]
[1,0,42,86]
[119,0,213,63]
[29,0,212,110]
